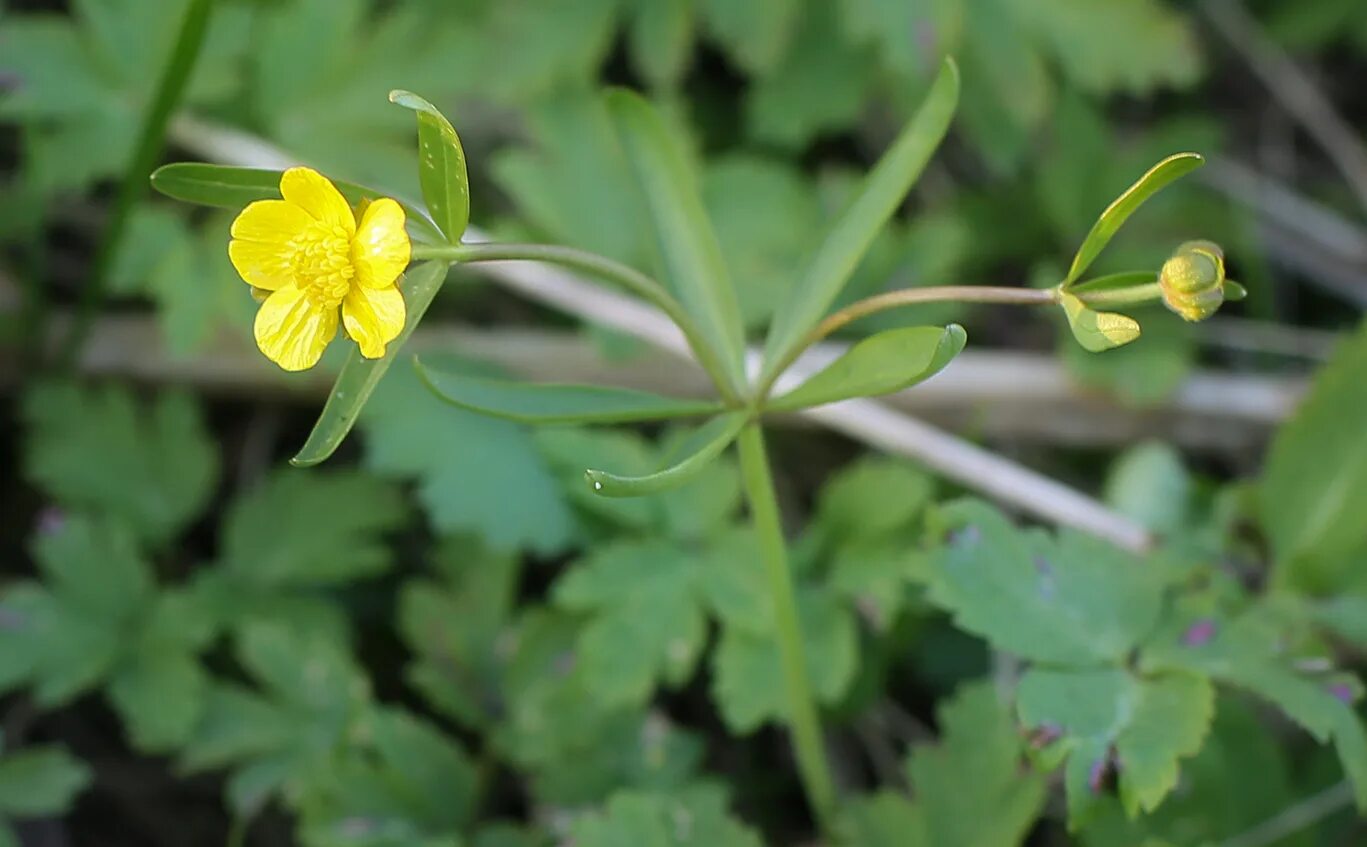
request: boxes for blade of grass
[760,58,960,383]
[606,89,748,395]
[60,0,216,368]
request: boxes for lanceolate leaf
[150,163,445,243]
[415,364,725,425]
[292,262,449,467]
[1262,320,1367,590]
[1059,291,1141,352]
[767,324,965,412]
[586,413,745,497]
[761,58,960,380]
[1065,153,1204,285]
[389,90,471,244]
[606,88,748,391]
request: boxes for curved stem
[735,423,837,832]
[760,285,1057,397]
[414,242,742,402]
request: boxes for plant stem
[759,281,1170,395]
[412,241,743,402]
[60,0,215,368]
[1073,281,1164,307]
[734,423,837,830]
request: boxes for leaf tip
[584,469,608,495]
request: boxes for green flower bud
[1160,240,1226,322]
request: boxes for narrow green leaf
[62,0,215,366]
[290,262,449,467]
[1065,153,1204,285]
[415,364,725,426]
[586,413,746,497]
[150,163,445,244]
[606,88,748,390]
[761,58,960,379]
[389,90,471,244]
[1059,291,1141,352]
[768,324,965,412]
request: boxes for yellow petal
[342,282,406,358]
[228,200,309,290]
[351,198,410,289]
[254,286,339,371]
[280,167,355,234]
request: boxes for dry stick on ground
[1219,781,1354,847]
[169,119,1161,550]
[0,306,1304,453]
[1201,0,1367,214]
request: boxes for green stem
[413,241,742,402]
[734,423,837,830]
[1071,281,1164,307]
[60,0,215,368]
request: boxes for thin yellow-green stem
[759,281,1169,397]
[413,241,742,403]
[735,423,837,831]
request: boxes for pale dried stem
[1202,0,1367,213]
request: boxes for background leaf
[22,383,218,544]
[1262,320,1367,591]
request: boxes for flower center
[289,222,355,307]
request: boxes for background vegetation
[1,0,1366,845]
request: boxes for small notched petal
[254,286,340,371]
[351,198,410,289]
[280,167,356,235]
[342,283,406,358]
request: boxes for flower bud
[1160,240,1226,322]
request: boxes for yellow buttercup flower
[228,167,411,371]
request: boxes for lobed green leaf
[0,746,91,818]
[926,500,1164,665]
[1018,667,1215,824]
